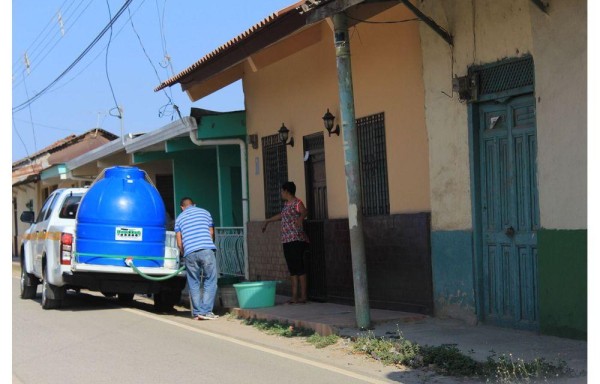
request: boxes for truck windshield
[59,195,83,219]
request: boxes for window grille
[470,56,534,96]
[303,133,327,220]
[262,134,288,218]
[357,112,390,216]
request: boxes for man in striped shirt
[175,197,219,320]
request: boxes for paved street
[11,267,469,384]
[11,260,588,384]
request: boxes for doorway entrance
[472,57,540,330]
[303,133,327,301]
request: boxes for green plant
[352,331,422,367]
[483,354,575,383]
[307,333,340,349]
[420,344,481,376]
[243,317,314,337]
[351,329,576,382]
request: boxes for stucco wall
[245,4,430,220]
[530,0,587,230]
[419,0,534,231]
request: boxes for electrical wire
[127,5,171,98]
[12,117,31,161]
[11,0,74,73]
[12,0,90,80]
[39,0,148,95]
[104,0,121,119]
[22,73,39,155]
[12,118,77,133]
[12,0,134,114]
[127,2,179,119]
[155,0,176,107]
[13,0,95,90]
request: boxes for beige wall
[245,4,430,220]
[530,0,587,230]
[419,0,586,231]
[419,0,535,231]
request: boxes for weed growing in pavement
[306,333,340,349]
[351,329,575,383]
[243,317,314,337]
[241,317,339,348]
[486,353,575,384]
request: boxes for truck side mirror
[20,211,35,224]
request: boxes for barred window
[262,134,288,218]
[357,112,389,216]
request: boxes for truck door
[32,192,60,275]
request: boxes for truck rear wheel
[20,260,38,300]
[117,293,135,305]
[42,262,64,310]
[153,289,181,312]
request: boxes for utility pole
[332,12,371,330]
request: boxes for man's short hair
[180,197,194,206]
[281,181,296,195]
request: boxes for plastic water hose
[125,258,185,281]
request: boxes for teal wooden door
[479,94,540,330]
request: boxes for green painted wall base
[431,230,477,324]
[538,229,587,340]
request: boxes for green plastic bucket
[233,281,278,309]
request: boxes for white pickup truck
[19,187,186,311]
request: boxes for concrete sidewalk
[227,295,588,382]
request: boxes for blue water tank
[76,166,167,267]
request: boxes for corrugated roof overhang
[66,139,127,171]
[125,116,196,154]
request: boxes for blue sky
[10,0,294,162]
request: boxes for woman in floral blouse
[262,181,309,304]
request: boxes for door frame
[468,57,537,325]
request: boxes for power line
[104,0,122,120]
[13,0,97,89]
[39,0,148,96]
[12,118,78,133]
[12,0,86,79]
[11,0,73,70]
[12,0,134,113]
[22,74,39,155]
[127,2,176,118]
[12,118,31,161]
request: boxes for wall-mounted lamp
[248,134,259,149]
[278,123,294,147]
[322,108,340,137]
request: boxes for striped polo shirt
[174,206,216,257]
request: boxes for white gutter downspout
[188,128,249,280]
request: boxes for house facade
[155,0,585,339]
[418,0,586,339]
[12,129,118,257]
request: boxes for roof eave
[154,6,307,93]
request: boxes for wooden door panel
[479,94,539,329]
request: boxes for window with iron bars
[262,134,289,218]
[357,112,390,216]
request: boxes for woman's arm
[296,200,308,228]
[262,213,282,232]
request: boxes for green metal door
[478,93,540,330]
